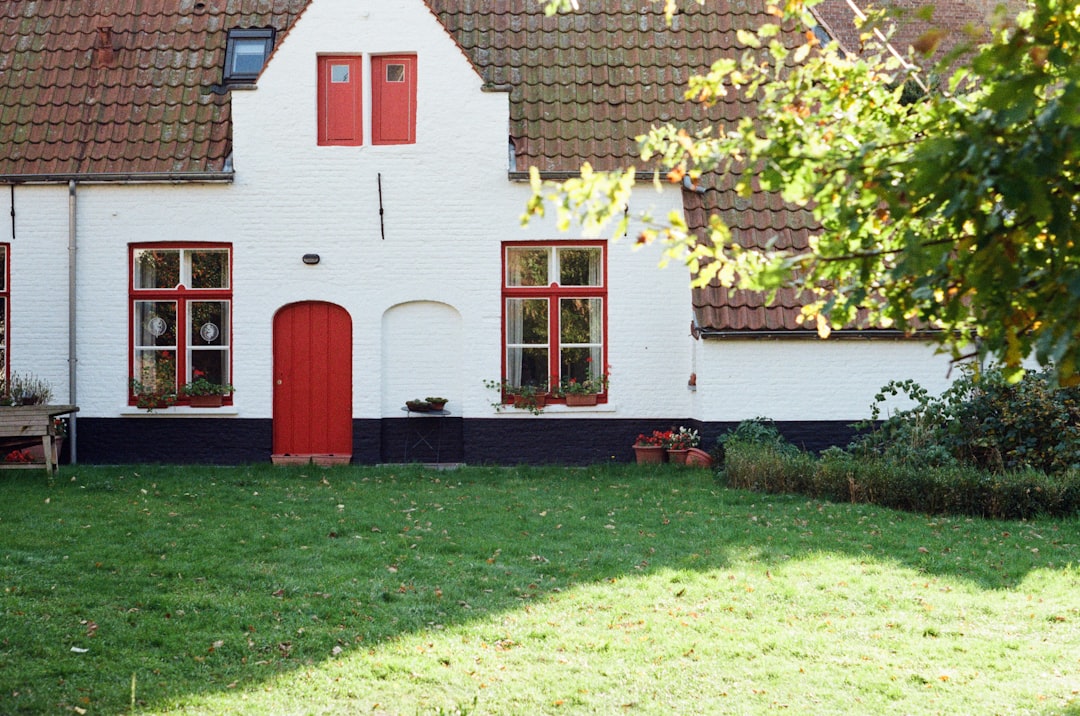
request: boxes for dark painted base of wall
[73,417,865,466]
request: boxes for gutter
[696,329,941,340]
[508,170,656,183]
[67,181,78,463]
[0,172,234,185]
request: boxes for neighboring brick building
[0,0,993,464]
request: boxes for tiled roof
[0,0,309,179]
[424,0,785,173]
[684,182,822,334]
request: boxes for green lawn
[2,463,1079,714]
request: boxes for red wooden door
[272,302,353,459]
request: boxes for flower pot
[26,437,63,464]
[666,448,690,465]
[685,447,714,468]
[564,393,598,407]
[513,393,547,409]
[427,401,447,411]
[633,445,667,464]
[189,394,223,408]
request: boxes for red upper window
[372,55,417,145]
[318,56,363,146]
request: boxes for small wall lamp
[302,253,320,265]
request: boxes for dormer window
[224,28,275,83]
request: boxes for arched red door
[272,302,353,462]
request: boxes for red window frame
[0,244,9,387]
[128,243,233,407]
[500,241,608,404]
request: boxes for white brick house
[0,0,959,464]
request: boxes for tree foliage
[526,0,1080,382]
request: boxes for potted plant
[131,378,177,411]
[665,426,700,464]
[180,374,235,407]
[633,429,671,464]
[425,396,448,411]
[485,379,547,415]
[406,398,432,412]
[557,371,608,406]
[0,371,53,406]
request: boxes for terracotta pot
[513,393,547,409]
[633,445,667,464]
[685,447,714,468]
[666,448,690,465]
[564,393,598,407]
[26,437,64,464]
[189,394,224,408]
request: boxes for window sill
[493,403,617,416]
[121,406,239,417]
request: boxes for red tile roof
[425,0,782,173]
[0,0,309,179]
[1,0,996,332]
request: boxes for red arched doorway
[272,301,353,463]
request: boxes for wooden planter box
[0,405,78,474]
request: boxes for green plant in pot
[181,372,234,407]
[484,379,547,415]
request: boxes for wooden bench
[0,405,78,474]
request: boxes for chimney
[93,25,115,67]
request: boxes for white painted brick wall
[691,338,959,421]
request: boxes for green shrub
[723,441,1080,520]
[849,366,1080,475]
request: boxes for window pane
[558,247,602,286]
[560,297,602,384]
[0,246,6,291]
[516,298,548,344]
[508,347,549,388]
[134,301,177,347]
[560,297,600,344]
[190,349,229,386]
[506,247,549,287]
[231,39,268,76]
[386,64,405,82]
[190,301,228,347]
[134,250,180,289]
[331,64,350,82]
[133,349,177,395]
[190,250,229,289]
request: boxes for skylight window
[224,28,275,83]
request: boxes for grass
[2,463,1080,715]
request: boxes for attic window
[224,28,275,83]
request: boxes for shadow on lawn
[2,462,1077,713]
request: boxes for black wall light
[302,253,320,265]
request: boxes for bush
[849,366,1080,475]
[722,441,1080,520]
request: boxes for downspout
[67,180,77,463]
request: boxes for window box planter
[188,394,224,408]
[564,393,598,407]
